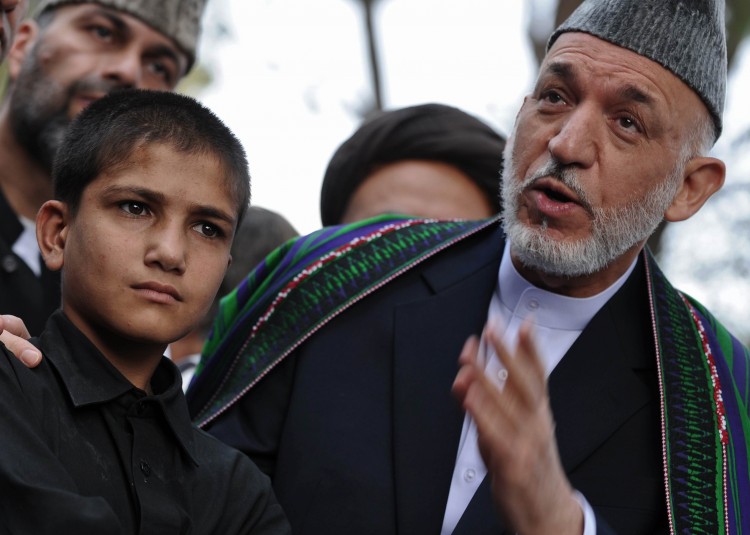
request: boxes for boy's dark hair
[53,89,250,224]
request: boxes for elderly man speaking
[187,0,748,532]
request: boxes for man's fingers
[517,319,546,383]
[453,336,482,400]
[463,376,512,452]
[0,315,31,339]
[458,335,480,365]
[487,327,543,410]
[0,315,41,368]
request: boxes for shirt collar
[38,311,198,464]
[0,186,23,246]
[498,242,637,330]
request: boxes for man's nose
[547,106,598,169]
[101,48,143,89]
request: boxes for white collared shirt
[440,243,636,534]
[13,215,41,277]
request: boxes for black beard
[7,41,122,175]
[10,106,70,174]
[8,53,73,174]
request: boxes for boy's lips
[132,282,183,303]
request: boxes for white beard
[500,136,683,277]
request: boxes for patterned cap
[548,0,727,138]
[35,0,206,70]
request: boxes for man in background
[320,103,505,225]
[0,0,206,335]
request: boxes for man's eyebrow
[617,84,655,106]
[541,61,656,106]
[144,44,182,68]
[544,61,576,84]
[95,9,128,35]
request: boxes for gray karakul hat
[35,0,206,70]
[548,0,727,138]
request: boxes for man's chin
[507,223,607,278]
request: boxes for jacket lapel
[392,224,503,535]
[549,257,654,473]
[453,257,656,534]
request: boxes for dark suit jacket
[0,188,60,335]
[204,223,669,534]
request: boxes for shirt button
[140,460,151,477]
[1,255,18,273]
[463,468,476,483]
[135,402,146,415]
[527,299,539,311]
[497,369,508,382]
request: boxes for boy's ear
[36,200,69,272]
[7,20,39,81]
[664,156,725,222]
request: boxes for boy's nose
[144,225,187,274]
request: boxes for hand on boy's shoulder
[0,314,41,367]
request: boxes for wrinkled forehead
[542,32,708,120]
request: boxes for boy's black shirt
[0,310,290,535]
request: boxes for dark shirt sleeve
[191,430,291,535]
[0,345,126,535]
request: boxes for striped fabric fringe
[646,250,750,534]
[187,215,497,426]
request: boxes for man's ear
[36,200,69,272]
[7,20,39,81]
[664,156,725,222]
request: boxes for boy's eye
[119,201,149,216]
[193,222,221,238]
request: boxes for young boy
[0,90,290,534]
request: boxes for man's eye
[148,61,173,85]
[119,201,148,216]
[90,25,113,40]
[618,116,641,132]
[194,222,221,238]
[542,91,564,104]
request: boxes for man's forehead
[542,32,690,97]
[545,0,725,138]
[36,0,203,69]
[47,3,188,69]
